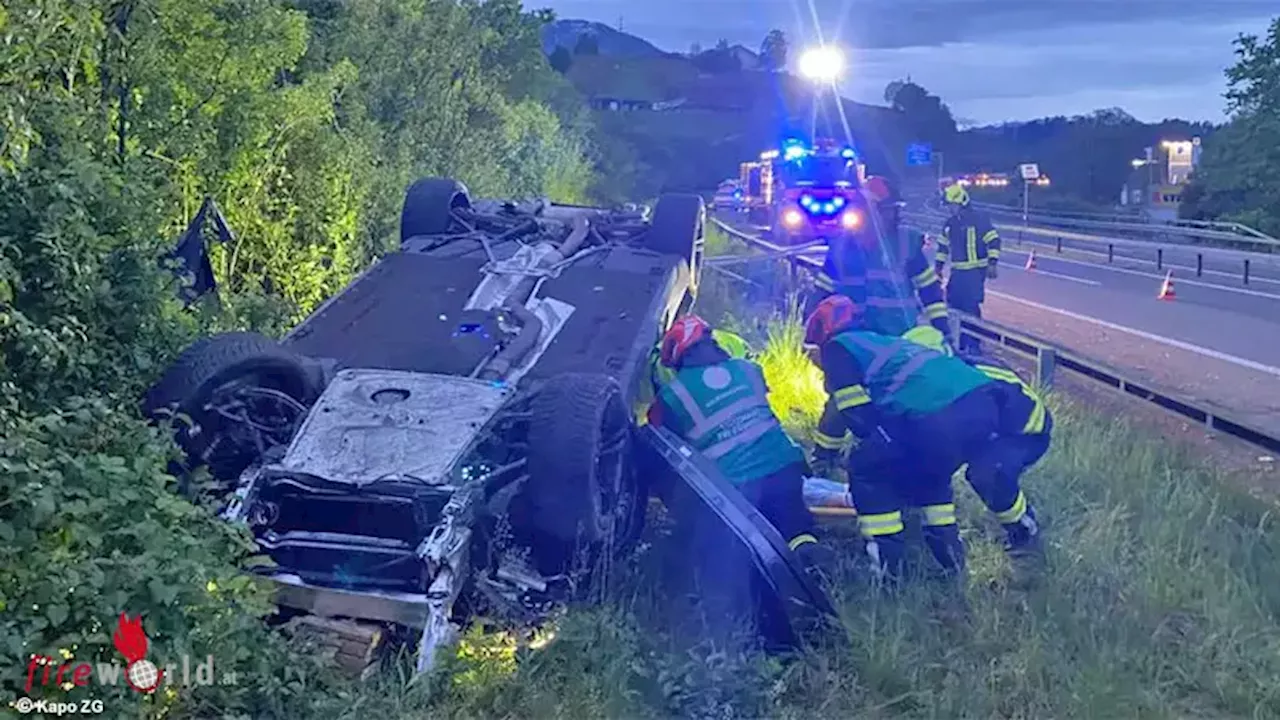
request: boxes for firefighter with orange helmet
[804,295,1009,586]
[647,316,826,568]
[809,175,952,475]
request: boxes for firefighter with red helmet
[647,316,828,571]
[804,295,1011,586]
[809,175,952,475]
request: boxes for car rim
[197,373,307,483]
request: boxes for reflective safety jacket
[811,323,955,456]
[648,358,803,484]
[936,206,1001,274]
[961,353,1051,436]
[820,329,993,438]
[816,227,949,337]
[650,329,752,393]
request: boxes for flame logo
[113,613,164,693]
[112,613,149,663]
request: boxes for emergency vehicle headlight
[840,210,861,229]
[782,209,805,228]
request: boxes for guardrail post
[1035,347,1056,389]
[1107,244,1113,263]
[1244,259,1250,285]
[1196,253,1203,277]
[1156,248,1163,269]
[1055,236,1062,253]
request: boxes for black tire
[524,373,636,545]
[399,177,471,243]
[647,193,704,262]
[143,332,322,483]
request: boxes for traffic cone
[1157,270,1176,300]
[1024,250,1037,271]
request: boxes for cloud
[540,1,1276,121]
[841,14,1274,122]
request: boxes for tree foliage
[1181,16,1280,234]
[760,30,787,71]
[0,0,603,714]
[885,79,957,152]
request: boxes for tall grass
[307,309,1280,719]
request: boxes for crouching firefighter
[805,295,1007,586]
[647,316,829,571]
[959,351,1049,559]
[650,327,752,396]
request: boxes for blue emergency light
[798,194,846,216]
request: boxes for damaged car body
[145,177,835,674]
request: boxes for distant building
[1120,137,1200,221]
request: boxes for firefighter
[649,327,752,396]
[809,176,952,475]
[936,183,1001,353]
[811,176,950,339]
[805,295,1006,585]
[958,350,1048,559]
[646,316,827,570]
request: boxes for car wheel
[400,177,471,243]
[143,332,322,491]
[524,373,637,546]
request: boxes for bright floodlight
[798,46,844,82]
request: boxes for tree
[760,29,787,71]
[716,38,730,51]
[549,45,573,73]
[885,79,957,151]
[1180,16,1280,234]
[574,33,600,56]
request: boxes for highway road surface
[713,212,1280,437]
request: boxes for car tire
[647,193,704,262]
[524,373,637,545]
[143,332,322,486]
[400,177,471,243]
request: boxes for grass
[313,299,1280,719]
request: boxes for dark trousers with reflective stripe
[849,387,1002,581]
[966,419,1051,533]
[946,270,985,353]
[740,462,816,548]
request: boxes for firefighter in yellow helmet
[936,183,1000,353]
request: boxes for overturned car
[146,178,834,674]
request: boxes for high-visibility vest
[830,330,991,417]
[656,358,802,484]
[651,329,751,389]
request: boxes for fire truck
[739,137,869,243]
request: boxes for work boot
[793,539,837,587]
[1003,506,1046,586]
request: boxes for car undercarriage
[146,178,835,676]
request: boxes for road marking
[1019,268,1099,286]
[987,291,1280,378]
[1007,236,1280,286]
[999,247,1280,300]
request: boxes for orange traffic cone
[1157,270,1176,300]
[1024,250,1037,271]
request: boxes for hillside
[541,19,666,58]
[556,51,916,195]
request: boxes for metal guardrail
[900,209,1278,286]
[709,216,1280,456]
[969,200,1279,244]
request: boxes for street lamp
[797,46,845,136]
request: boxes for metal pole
[1022,179,1030,233]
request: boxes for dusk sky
[537,0,1276,126]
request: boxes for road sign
[1019,163,1040,180]
[907,143,933,167]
